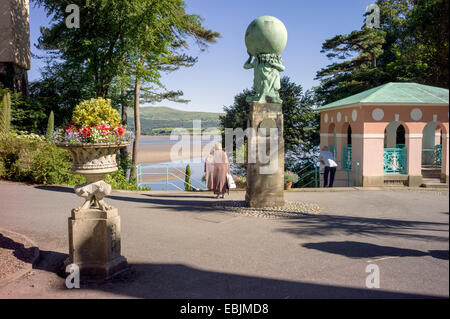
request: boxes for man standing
[319,146,338,187]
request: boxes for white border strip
[352,134,384,139]
[405,134,423,138]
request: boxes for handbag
[226,173,236,189]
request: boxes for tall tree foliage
[315,0,448,105]
[34,0,219,179]
[315,27,386,105]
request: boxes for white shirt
[319,150,338,167]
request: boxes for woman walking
[212,142,230,198]
[204,149,215,190]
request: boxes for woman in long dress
[204,149,214,190]
[212,142,230,198]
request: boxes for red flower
[116,125,125,136]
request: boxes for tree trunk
[120,85,129,179]
[130,75,141,180]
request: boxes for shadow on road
[35,185,74,194]
[30,258,446,299]
[301,241,448,260]
[276,214,449,241]
[0,233,37,264]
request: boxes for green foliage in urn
[72,98,121,127]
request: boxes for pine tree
[46,111,54,141]
[314,27,386,105]
[185,164,192,191]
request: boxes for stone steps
[421,178,448,189]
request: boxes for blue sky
[29,0,372,113]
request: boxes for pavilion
[318,82,449,187]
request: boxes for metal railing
[383,148,407,174]
[296,161,360,188]
[136,163,207,191]
[422,144,442,167]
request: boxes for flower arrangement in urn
[53,97,133,145]
[284,170,299,190]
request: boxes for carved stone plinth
[245,102,285,208]
[57,143,129,280]
[68,207,128,280]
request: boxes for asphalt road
[0,182,448,298]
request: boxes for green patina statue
[244,16,288,104]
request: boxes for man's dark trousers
[324,166,337,187]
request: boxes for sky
[28,0,373,113]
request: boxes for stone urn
[57,142,129,280]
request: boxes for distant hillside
[127,106,223,135]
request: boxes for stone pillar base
[408,175,423,187]
[68,207,128,280]
[362,176,384,187]
[441,174,449,184]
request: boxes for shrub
[0,91,11,136]
[0,132,143,190]
[46,111,54,141]
[185,164,192,191]
[105,167,151,191]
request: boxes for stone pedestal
[57,143,130,280]
[245,102,285,208]
[68,207,128,280]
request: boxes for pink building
[318,82,449,187]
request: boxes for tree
[384,0,449,87]
[34,0,220,180]
[0,91,12,136]
[46,111,54,141]
[314,27,387,105]
[315,0,449,105]
[220,76,319,172]
[185,164,192,191]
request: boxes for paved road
[0,181,448,298]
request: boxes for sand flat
[128,135,219,164]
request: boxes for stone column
[441,132,449,183]
[406,133,423,187]
[246,102,284,208]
